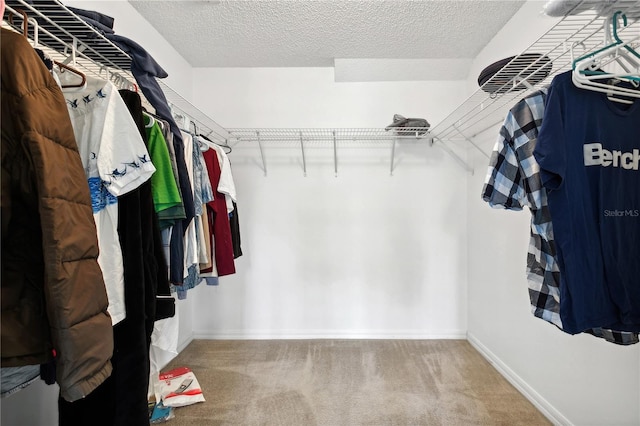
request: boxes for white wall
[188,67,470,338]
[465,2,640,425]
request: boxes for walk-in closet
[2,1,639,425]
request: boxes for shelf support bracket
[432,137,475,175]
[256,131,267,176]
[390,138,397,176]
[452,124,490,159]
[300,131,307,177]
[333,131,338,177]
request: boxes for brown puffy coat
[1,28,114,402]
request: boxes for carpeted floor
[161,339,550,426]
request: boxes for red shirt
[201,148,235,276]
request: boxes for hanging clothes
[210,143,237,214]
[202,148,236,278]
[482,87,639,345]
[173,133,216,298]
[230,201,243,259]
[58,88,176,426]
[144,115,182,214]
[533,70,640,334]
[1,28,113,401]
[153,118,187,229]
[192,136,215,268]
[57,70,155,425]
[106,20,197,288]
[59,72,156,325]
[209,143,242,259]
[112,89,168,424]
[483,88,561,326]
[69,4,196,287]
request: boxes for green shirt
[144,115,183,214]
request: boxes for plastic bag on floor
[149,310,180,403]
[149,401,175,423]
[159,367,205,407]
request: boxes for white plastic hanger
[572,11,640,103]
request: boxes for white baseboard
[177,334,195,353]
[192,329,467,340]
[467,333,571,426]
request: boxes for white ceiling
[128,0,527,80]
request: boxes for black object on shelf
[478,53,553,94]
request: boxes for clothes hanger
[170,108,191,132]
[572,11,640,103]
[110,71,136,91]
[572,73,639,104]
[573,50,640,105]
[143,111,156,129]
[572,11,639,75]
[199,133,232,155]
[579,11,640,80]
[574,36,640,83]
[612,11,640,61]
[55,60,87,89]
[142,108,169,132]
[7,7,33,41]
[10,7,88,89]
[573,38,640,98]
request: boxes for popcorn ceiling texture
[128,1,526,70]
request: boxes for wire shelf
[6,0,639,174]
[224,128,436,176]
[430,0,640,149]
[226,128,431,143]
[4,0,229,144]
[5,0,131,71]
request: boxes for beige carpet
[161,339,550,426]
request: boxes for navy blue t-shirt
[533,71,640,334]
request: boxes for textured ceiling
[128,0,526,74]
